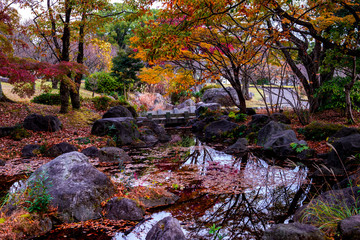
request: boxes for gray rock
[270,113,291,124]
[202,87,239,106]
[102,105,133,119]
[262,222,324,240]
[137,119,171,143]
[0,159,5,166]
[263,130,299,157]
[46,142,77,158]
[225,138,248,154]
[326,134,360,171]
[98,147,132,163]
[248,114,271,131]
[104,197,144,221]
[23,114,61,132]
[26,152,115,222]
[146,216,186,240]
[195,103,221,117]
[204,120,239,141]
[91,117,140,146]
[338,214,360,240]
[21,144,41,158]
[257,121,288,146]
[81,146,99,157]
[177,98,195,109]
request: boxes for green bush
[31,93,61,105]
[86,72,118,94]
[299,121,343,141]
[10,127,31,141]
[200,84,221,95]
[92,96,112,111]
[228,111,247,122]
[25,171,52,214]
[316,76,360,111]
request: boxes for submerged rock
[146,216,186,240]
[262,222,324,240]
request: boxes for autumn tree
[131,0,267,113]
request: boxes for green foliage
[208,224,224,239]
[200,84,220,95]
[315,76,360,111]
[179,136,195,147]
[170,90,190,105]
[290,142,309,153]
[111,49,144,93]
[299,121,343,141]
[221,125,247,140]
[256,77,270,85]
[25,171,52,214]
[301,200,360,236]
[31,93,61,105]
[10,127,31,141]
[228,111,247,122]
[87,72,119,94]
[92,96,112,111]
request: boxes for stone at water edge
[225,138,248,154]
[262,222,324,240]
[103,198,144,221]
[146,216,186,240]
[98,147,132,163]
[204,119,239,141]
[26,151,115,222]
[337,214,360,240]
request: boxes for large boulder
[137,119,171,143]
[46,142,77,158]
[21,144,40,158]
[326,134,360,171]
[98,147,132,163]
[202,87,239,106]
[146,216,186,240]
[26,152,115,222]
[204,119,239,141]
[195,103,221,117]
[262,222,324,240]
[337,214,360,240]
[257,121,288,146]
[103,197,144,221]
[102,105,133,119]
[248,114,271,132]
[23,114,61,132]
[224,138,248,154]
[91,117,140,146]
[176,98,195,109]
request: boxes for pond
[113,139,309,240]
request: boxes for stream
[113,139,309,240]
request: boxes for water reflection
[113,140,308,240]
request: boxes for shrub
[299,121,343,141]
[10,127,31,141]
[316,76,360,111]
[92,96,112,111]
[228,111,247,122]
[87,72,118,94]
[25,171,52,214]
[200,84,221,95]
[31,93,61,105]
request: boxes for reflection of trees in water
[171,179,306,239]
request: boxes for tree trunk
[70,11,85,109]
[59,0,72,113]
[52,78,59,89]
[345,57,357,123]
[60,81,70,113]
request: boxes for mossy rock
[10,127,31,141]
[299,121,343,141]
